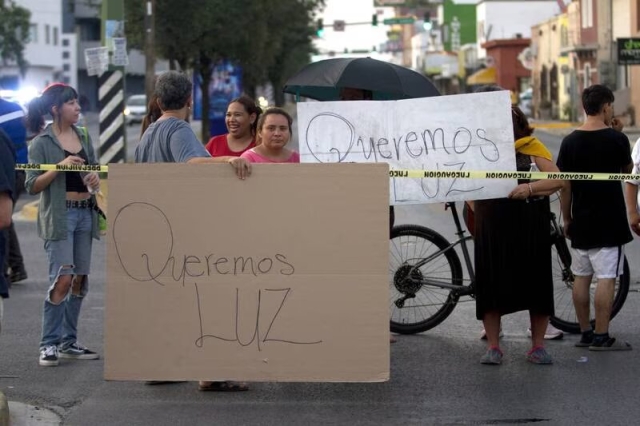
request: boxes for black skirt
[474,196,554,320]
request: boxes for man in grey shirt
[135,71,250,391]
[135,71,251,180]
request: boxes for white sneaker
[526,324,564,340]
[39,345,59,367]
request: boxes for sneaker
[9,269,27,283]
[526,324,564,340]
[575,330,594,347]
[39,345,59,367]
[59,342,100,360]
[588,337,632,351]
[527,346,553,364]
[480,328,504,340]
[480,347,503,365]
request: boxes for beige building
[532,13,571,119]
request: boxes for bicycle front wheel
[550,243,631,334]
[389,225,464,334]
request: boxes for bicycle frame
[402,204,571,296]
[403,202,476,297]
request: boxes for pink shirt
[240,148,300,163]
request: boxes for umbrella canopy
[283,57,440,101]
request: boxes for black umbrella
[283,57,440,101]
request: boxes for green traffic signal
[316,18,324,37]
[372,14,378,26]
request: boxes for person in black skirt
[473,106,563,365]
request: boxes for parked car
[124,94,147,124]
[518,89,533,117]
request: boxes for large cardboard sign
[105,163,390,382]
[298,91,517,205]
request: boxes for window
[28,24,38,43]
[53,27,59,46]
[62,39,69,47]
[561,25,569,48]
[45,24,50,44]
[581,0,593,28]
[63,64,70,72]
[62,51,70,59]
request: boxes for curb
[0,391,9,426]
[14,200,39,222]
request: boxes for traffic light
[423,11,432,31]
[316,19,324,37]
[372,14,378,26]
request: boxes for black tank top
[64,147,90,192]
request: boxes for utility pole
[144,0,156,102]
[99,0,126,163]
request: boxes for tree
[265,0,325,106]
[0,0,31,76]
[125,0,324,139]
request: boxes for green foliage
[124,0,324,135]
[0,0,31,76]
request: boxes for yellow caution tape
[14,164,640,181]
[390,170,640,181]
[16,164,108,172]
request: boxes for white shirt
[628,138,640,212]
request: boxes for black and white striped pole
[98,70,125,163]
[99,0,127,164]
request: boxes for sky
[313,0,397,58]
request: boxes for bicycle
[389,201,630,335]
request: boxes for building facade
[0,0,65,92]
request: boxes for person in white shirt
[625,138,640,236]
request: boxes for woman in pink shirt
[240,107,299,163]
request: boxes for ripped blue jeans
[40,207,93,350]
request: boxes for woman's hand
[58,155,85,166]
[228,157,251,180]
[83,172,100,191]
[508,183,531,200]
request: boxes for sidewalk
[532,119,640,141]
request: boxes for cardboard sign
[105,163,390,382]
[297,91,517,205]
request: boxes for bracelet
[527,183,533,197]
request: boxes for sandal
[198,381,249,392]
[588,337,632,351]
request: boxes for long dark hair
[140,94,162,137]
[228,95,262,136]
[26,83,78,134]
[512,105,534,140]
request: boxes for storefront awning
[466,67,496,85]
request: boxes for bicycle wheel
[550,242,631,334]
[389,224,464,334]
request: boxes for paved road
[2,125,639,425]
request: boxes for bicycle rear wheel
[389,225,464,334]
[550,243,630,334]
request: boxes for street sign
[617,38,640,65]
[383,17,415,25]
[333,20,346,31]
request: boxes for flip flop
[198,381,249,392]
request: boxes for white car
[124,94,147,124]
[518,89,533,117]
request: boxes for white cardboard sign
[297,91,518,204]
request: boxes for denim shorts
[43,206,93,298]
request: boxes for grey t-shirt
[134,117,209,163]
